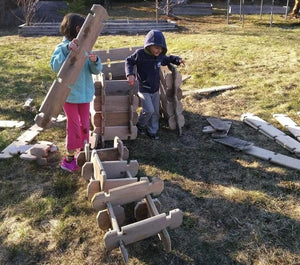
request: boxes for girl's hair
[60,13,85,41]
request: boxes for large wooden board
[35,5,108,128]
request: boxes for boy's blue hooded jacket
[50,37,102,103]
[125,30,182,94]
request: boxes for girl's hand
[68,38,79,51]
[127,75,135,86]
[179,58,185,66]
[88,52,97,62]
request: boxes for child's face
[148,45,163,56]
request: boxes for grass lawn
[0,1,300,264]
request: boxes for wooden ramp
[80,137,182,262]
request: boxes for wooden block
[29,141,53,157]
[92,177,164,211]
[134,198,161,221]
[87,179,100,200]
[81,162,94,181]
[104,209,182,251]
[20,152,37,161]
[97,205,125,230]
[35,5,108,128]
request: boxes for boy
[125,30,185,140]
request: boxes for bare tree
[17,0,39,25]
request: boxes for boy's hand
[127,75,135,86]
[179,58,185,66]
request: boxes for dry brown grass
[0,1,300,265]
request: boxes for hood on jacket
[144,30,167,55]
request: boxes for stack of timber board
[78,137,182,263]
[229,5,289,14]
[18,20,177,37]
[90,47,142,147]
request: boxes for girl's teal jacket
[50,38,102,103]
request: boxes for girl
[50,13,102,172]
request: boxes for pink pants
[63,102,90,151]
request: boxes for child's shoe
[147,132,159,140]
[137,123,146,135]
[61,157,80,172]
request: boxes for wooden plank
[245,146,300,171]
[104,209,182,251]
[101,160,139,178]
[242,113,300,156]
[105,95,138,112]
[103,126,138,141]
[105,112,138,126]
[103,177,149,192]
[105,80,138,95]
[0,124,43,159]
[182,85,239,97]
[92,177,164,211]
[102,62,126,80]
[273,114,300,141]
[213,136,254,150]
[207,117,232,131]
[35,5,108,128]
[0,120,25,128]
[215,136,300,171]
